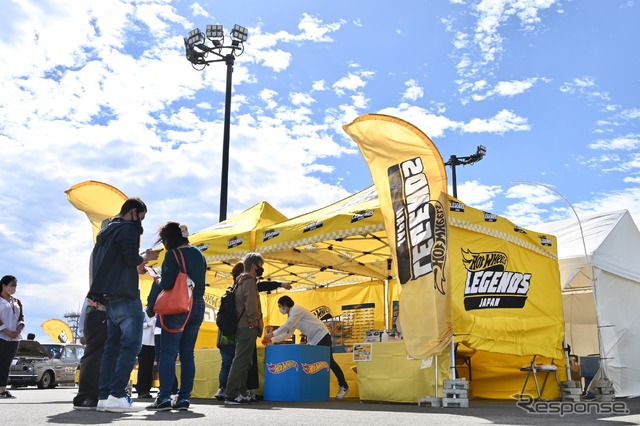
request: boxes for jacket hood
[96,217,142,243]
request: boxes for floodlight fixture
[186,28,204,47]
[206,24,224,47]
[445,145,488,198]
[231,24,248,43]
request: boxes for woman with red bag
[147,222,206,411]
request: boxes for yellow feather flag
[41,318,75,343]
[343,114,452,359]
[65,180,128,243]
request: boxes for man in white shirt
[262,296,349,399]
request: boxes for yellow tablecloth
[356,341,450,403]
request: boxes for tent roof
[180,201,288,286]
[255,185,390,289]
[530,210,640,287]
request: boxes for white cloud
[589,135,640,151]
[332,71,374,96]
[401,79,424,102]
[560,76,610,101]
[312,80,327,91]
[619,108,640,120]
[378,104,460,138]
[290,91,316,106]
[462,109,530,134]
[451,0,558,97]
[190,3,209,17]
[241,14,346,72]
[454,180,503,211]
[470,77,548,101]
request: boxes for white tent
[531,210,640,397]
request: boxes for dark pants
[247,347,259,390]
[136,345,155,394]
[74,309,107,404]
[0,340,19,387]
[219,344,259,391]
[317,333,348,388]
[154,333,178,394]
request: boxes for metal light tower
[184,24,249,222]
[444,145,487,198]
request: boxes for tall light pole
[183,24,249,222]
[444,145,487,198]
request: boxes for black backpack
[216,277,245,336]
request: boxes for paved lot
[2,386,639,425]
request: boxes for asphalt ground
[1,385,639,426]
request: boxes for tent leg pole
[450,337,456,380]
[435,355,439,397]
[564,337,572,382]
[384,279,389,331]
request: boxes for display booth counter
[355,341,450,403]
[264,344,330,401]
[191,346,359,400]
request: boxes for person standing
[215,261,291,402]
[72,297,107,410]
[87,197,158,413]
[136,308,156,399]
[0,275,24,399]
[224,253,264,405]
[262,295,350,399]
[147,222,206,411]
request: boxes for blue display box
[264,344,330,402]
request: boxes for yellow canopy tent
[255,186,566,398]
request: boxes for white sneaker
[104,394,145,412]
[215,387,225,401]
[336,386,349,399]
[96,399,108,412]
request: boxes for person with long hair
[147,222,206,411]
[0,275,24,399]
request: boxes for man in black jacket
[88,198,158,413]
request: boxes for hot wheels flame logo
[267,360,299,374]
[302,361,329,375]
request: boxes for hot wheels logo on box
[267,360,299,374]
[302,361,330,375]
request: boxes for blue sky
[1,0,638,342]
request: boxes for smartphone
[145,266,159,278]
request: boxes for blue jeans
[157,298,205,402]
[218,344,235,388]
[98,298,144,399]
[154,332,178,394]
